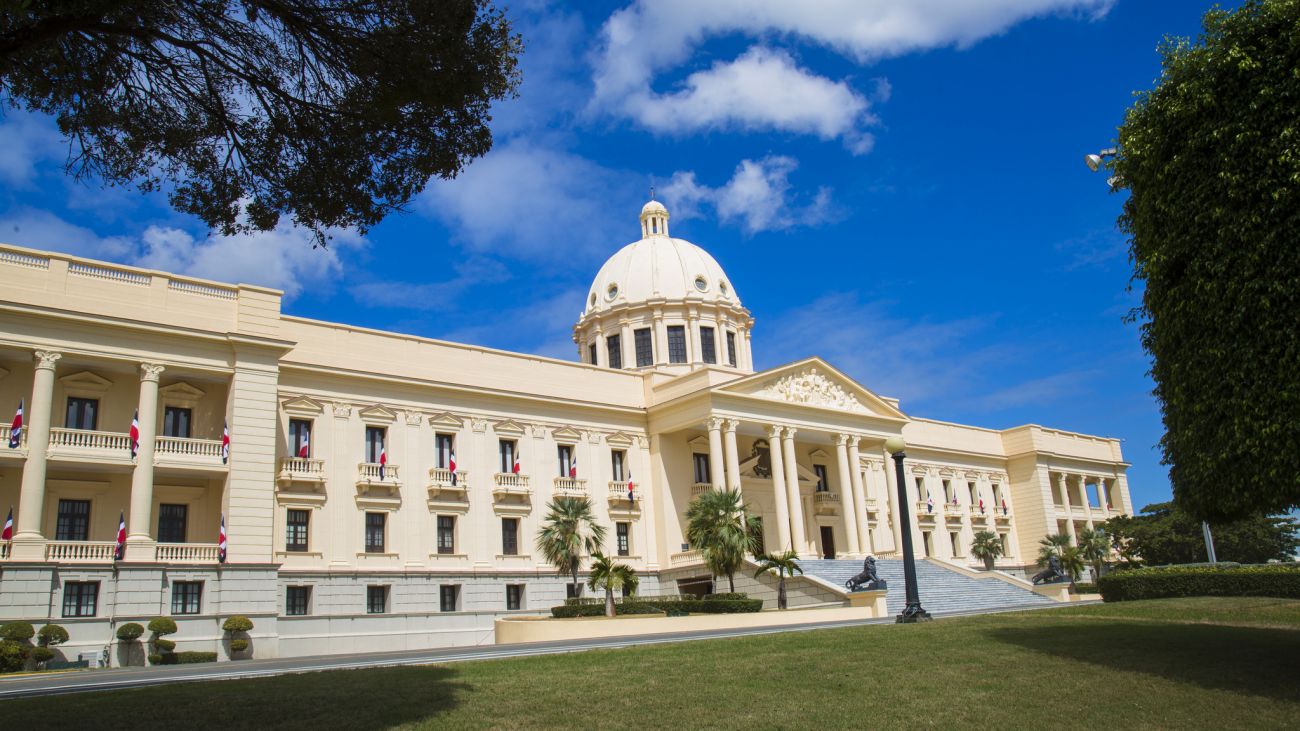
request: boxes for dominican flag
[114,512,126,561]
[8,399,22,448]
[217,514,227,563]
[512,452,521,475]
[297,430,310,458]
[978,498,985,514]
[568,454,578,479]
[926,493,934,513]
[129,410,140,458]
[1,507,12,542]
[448,450,457,486]
[626,471,635,502]
[221,421,230,464]
[951,493,958,506]
[378,445,387,480]
[1001,498,1008,516]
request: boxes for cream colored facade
[0,200,1131,663]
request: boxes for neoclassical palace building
[0,200,1132,661]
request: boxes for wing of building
[0,200,1131,661]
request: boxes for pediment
[551,426,583,444]
[717,358,905,419]
[159,381,206,404]
[493,419,527,436]
[605,431,636,447]
[357,404,397,424]
[59,370,112,393]
[687,434,710,451]
[281,395,325,417]
[428,411,463,429]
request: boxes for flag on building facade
[1001,497,1008,516]
[626,470,635,501]
[926,493,934,513]
[221,421,230,464]
[114,512,126,561]
[129,410,140,458]
[951,493,958,506]
[568,454,578,479]
[512,452,521,475]
[448,449,457,486]
[218,514,227,563]
[8,399,22,448]
[378,444,387,480]
[1,507,12,541]
[297,430,310,458]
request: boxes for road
[0,601,1078,699]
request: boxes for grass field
[5,597,1300,730]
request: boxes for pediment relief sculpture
[754,368,869,414]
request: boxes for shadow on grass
[8,664,470,731]
[985,620,1300,703]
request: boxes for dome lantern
[640,199,669,238]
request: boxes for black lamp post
[886,436,931,623]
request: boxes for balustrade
[45,541,117,562]
[49,428,132,452]
[553,476,587,495]
[155,543,220,563]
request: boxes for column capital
[723,418,740,433]
[781,426,797,440]
[706,416,725,432]
[835,433,852,446]
[766,424,784,439]
[33,350,62,371]
[139,363,166,382]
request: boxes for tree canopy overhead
[1103,501,1299,566]
[0,1,521,243]
[1111,0,1300,521]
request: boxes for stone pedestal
[1031,583,1070,602]
[845,589,889,617]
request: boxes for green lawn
[7,598,1300,729]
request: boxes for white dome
[584,235,740,316]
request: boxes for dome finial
[640,196,669,238]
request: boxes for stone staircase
[798,558,1056,615]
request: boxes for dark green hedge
[551,597,762,618]
[152,651,218,665]
[1070,583,1098,594]
[1098,565,1300,602]
[703,593,748,601]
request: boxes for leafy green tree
[686,488,761,593]
[587,553,637,618]
[1103,501,1299,566]
[752,550,802,610]
[969,530,1005,571]
[0,1,521,243]
[1110,0,1300,521]
[537,496,607,599]
[1076,528,1110,580]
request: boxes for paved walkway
[0,601,1087,699]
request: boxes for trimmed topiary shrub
[147,616,178,665]
[1098,564,1300,602]
[116,623,145,642]
[0,642,27,673]
[154,638,176,652]
[703,593,749,601]
[37,624,69,647]
[230,639,250,653]
[32,647,54,665]
[147,653,163,665]
[0,622,35,642]
[222,616,254,633]
[152,651,217,665]
[147,617,178,635]
[1070,583,1099,594]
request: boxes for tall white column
[1056,473,1077,542]
[619,321,633,369]
[126,363,165,554]
[723,419,742,493]
[1081,476,1096,530]
[847,438,871,554]
[13,350,61,552]
[706,417,725,491]
[834,434,861,556]
[767,425,791,552]
[781,428,809,556]
[882,453,904,554]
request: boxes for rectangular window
[56,499,91,541]
[968,482,978,505]
[667,325,687,363]
[606,334,623,369]
[499,440,516,474]
[588,343,597,365]
[699,326,717,364]
[634,328,653,367]
[566,584,580,599]
[440,585,459,612]
[611,450,626,482]
[506,584,523,611]
[289,418,312,457]
[435,433,454,469]
[65,397,98,430]
[62,582,99,618]
[157,503,188,543]
[162,406,192,439]
[557,444,574,477]
[726,331,738,367]
[502,517,519,556]
[616,522,630,557]
[999,533,1010,555]
[171,581,203,615]
[942,479,952,502]
[814,464,829,492]
[364,426,386,464]
[286,509,310,552]
[286,586,310,616]
[437,515,455,554]
[692,453,711,484]
[364,512,386,553]
[950,531,962,557]
[366,585,388,614]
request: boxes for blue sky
[0,1,1224,510]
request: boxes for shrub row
[1069,582,1098,594]
[149,651,218,665]
[1098,564,1300,602]
[551,597,762,618]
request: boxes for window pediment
[282,395,325,418]
[687,434,709,451]
[605,431,636,447]
[160,381,205,408]
[357,404,397,425]
[428,411,463,429]
[551,426,583,444]
[59,370,112,395]
[493,419,527,436]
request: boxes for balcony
[154,436,227,470]
[608,480,633,501]
[943,502,965,519]
[691,482,711,498]
[916,500,937,518]
[0,424,26,455]
[46,541,117,563]
[862,498,879,512]
[277,457,325,485]
[357,462,400,498]
[492,472,531,499]
[670,549,703,567]
[553,476,587,496]
[427,467,469,498]
[155,543,221,563]
[48,428,133,464]
[813,491,839,515]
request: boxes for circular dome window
[606,283,619,301]
[694,276,708,292]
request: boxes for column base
[7,535,47,561]
[895,604,933,623]
[123,536,156,562]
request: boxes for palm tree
[1076,528,1110,581]
[1037,533,1085,584]
[969,530,1004,571]
[686,488,761,593]
[753,550,802,609]
[537,496,607,599]
[587,553,638,617]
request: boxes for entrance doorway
[820,526,836,559]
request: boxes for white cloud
[591,0,1112,147]
[350,257,511,311]
[0,111,64,188]
[0,207,133,259]
[660,156,837,234]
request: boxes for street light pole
[886,436,931,623]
